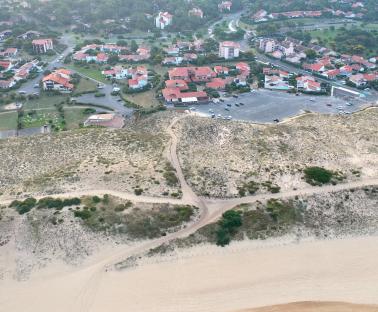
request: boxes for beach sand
[240,302,378,312]
[1,236,378,311]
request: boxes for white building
[259,38,276,53]
[219,41,240,59]
[32,39,54,54]
[155,12,173,29]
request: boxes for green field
[73,77,98,95]
[307,29,337,42]
[23,95,68,110]
[67,64,107,83]
[64,107,89,129]
[0,111,18,130]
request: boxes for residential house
[236,62,250,76]
[128,66,148,89]
[349,73,367,87]
[168,67,191,81]
[0,60,13,71]
[264,75,292,90]
[162,56,183,66]
[102,66,129,80]
[218,1,232,12]
[339,65,354,77]
[303,63,325,73]
[155,12,173,29]
[0,30,12,41]
[14,60,40,80]
[303,79,321,92]
[271,50,284,59]
[0,79,16,89]
[296,75,315,89]
[206,78,229,90]
[165,46,180,56]
[214,65,229,75]
[162,88,208,103]
[165,79,189,91]
[0,48,18,58]
[183,53,198,63]
[96,53,108,63]
[189,8,204,18]
[252,9,268,22]
[191,67,216,82]
[322,68,340,80]
[168,66,216,82]
[42,68,74,92]
[17,30,41,40]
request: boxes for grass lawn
[23,94,68,110]
[362,23,378,31]
[307,29,337,42]
[67,64,107,84]
[73,77,98,95]
[64,107,89,129]
[122,89,160,109]
[0,111,18,130]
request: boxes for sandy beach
[1,235,378,312]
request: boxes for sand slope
[240,302,378,312]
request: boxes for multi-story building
[219,41,240,59]
[32,39,53,54]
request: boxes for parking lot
[194,89,367,123]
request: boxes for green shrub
[163,170,178,186]
[10,197,37,215]
[37,197,81,209]
[216,210,242,246]
[74,209,92,220]
[134,188,143,195]
[92,196,101,204]
[304,166,333,185]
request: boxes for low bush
[74,209,92,220]
[37,197,81,209]
[216,210,242,246]
[10,197,37,215]
[304,166,333,185]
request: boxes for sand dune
[240,302,378,312]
